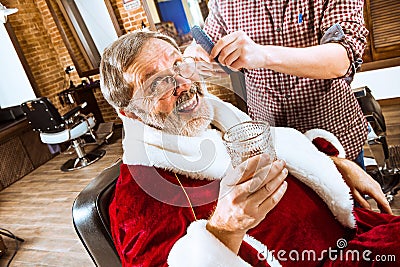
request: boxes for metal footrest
[96,122,114,144]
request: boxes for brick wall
[5,0,238,124]
[109,0,149,32]
[206,76,238,106]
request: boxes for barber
[185,0,369,169]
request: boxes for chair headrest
[21,97,65,133]
[353,86,386,135]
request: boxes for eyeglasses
[145,57,196,100]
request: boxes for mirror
[45,0,122,77]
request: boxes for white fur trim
[273,127,356,228]
[243,235,281,267]
[122,117,232,180]
[207,93,251,132]
[304,129,346,158]
[121,93,355,228]
[167,220,251,267]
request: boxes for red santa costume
[109,94,400,266]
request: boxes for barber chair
[72,160,122,267]
[21,97,106,172]
[353,86,400,197]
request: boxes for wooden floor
[0,99,399,266]
[0,127,123,267]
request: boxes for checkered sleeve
[320,0,369,78]
[203,0,227,42]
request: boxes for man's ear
[119,108,139,119]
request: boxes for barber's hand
[183,41,211,62]
[207,154,288,253]
[184,42,229,78]
[332,157,393,214]
[211,30,267,71]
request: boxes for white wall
[75,0,118,54]
[0,23,35,108]
[351,66,400,100]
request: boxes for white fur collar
[121,93,250,180]
[121,94,355,228]
[273,127,355,228]
[122,118,232,180]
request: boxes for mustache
[125,81,205,128]
[176,82,202,107]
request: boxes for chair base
[61,149,106,172]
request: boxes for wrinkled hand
[207,154,288,253]
[211,30,267,70]
[332,157,393,214]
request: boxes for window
[361,0,400,71]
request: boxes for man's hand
[184,41,230,77]
[209,30,350,79]
[183,40,211,62]
[207,154,288,253]
[211,30,267,71]
[331,157,393,214]
[185,31,267,72]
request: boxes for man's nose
[173,76,192,96]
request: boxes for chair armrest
[61,102,87,121]
[353,86,367,98]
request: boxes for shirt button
[276,27,282,32]
[285,94,291,99]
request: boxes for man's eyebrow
[143,70,158,82]
[142,50,181,82]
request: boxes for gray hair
[99,30,179,109]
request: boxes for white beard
[130,83,214,137]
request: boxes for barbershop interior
[0,0,399,266]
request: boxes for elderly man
[100,30,399,267]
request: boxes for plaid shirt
[204,0,369,160]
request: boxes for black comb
[191,26,233,74]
